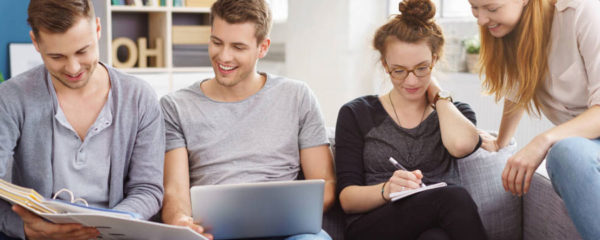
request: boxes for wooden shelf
[110,6,169,12]
[172,67,213,73]
[117,67,214,74]
[94,0,213,94]
[171,7,211,13]
[117,67,170,74]
[110,6,210,13]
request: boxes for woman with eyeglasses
[334,0,487,239]
[469,0,600,238]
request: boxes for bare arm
[161,148,192,225]
[339,170,423,214]
[427,80,479,157]
[481,99,525,152]
[300,145,336,212]
[503,105,600,196]
[540,105,600,142]
[436,100,479,157]
[161,148,213,239]
[339,184,387,214]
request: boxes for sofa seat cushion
[458,139,522,240]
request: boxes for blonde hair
[479,0,554,114]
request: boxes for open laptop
[190,179,325,240]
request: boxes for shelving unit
[94,0,215,96]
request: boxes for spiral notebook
[0,179,208,240]
[389,182,448,202]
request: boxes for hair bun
[398,0,436,22]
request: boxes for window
[388,0,473,19]
[266,0,288,23]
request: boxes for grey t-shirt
[160,73,329,186]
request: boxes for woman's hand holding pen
[385,170,424,196]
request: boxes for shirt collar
[555,0,581,12]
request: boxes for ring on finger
[401,186,405,191]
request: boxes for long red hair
[479,0,554,114]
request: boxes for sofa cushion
[457,139,522,240]
[523,174,582,240]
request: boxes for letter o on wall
[112,37,138,68]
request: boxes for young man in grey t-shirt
[160,0,335,239]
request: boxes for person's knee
[439,186,478,211]
[285,230,331,240]
[547,137,597,176]
[417,228,450,240]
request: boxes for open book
[389,182,448,202]
[0,179,208,240]
[0,179,137,219]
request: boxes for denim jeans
[253,229,331,240]
[546,137,600,240]
[283,229,331,240]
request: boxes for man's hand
[12,205,99,240]
[170,213,214,240]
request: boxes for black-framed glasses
[387,64,434,80]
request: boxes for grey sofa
[324,132,582,240]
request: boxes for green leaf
[463,36,480,54]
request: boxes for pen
[388,157,426,187]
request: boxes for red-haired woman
[470,0,600,238]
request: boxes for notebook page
[390,182,448,202]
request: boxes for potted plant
[0,71,4,83]
[463,35,480,73]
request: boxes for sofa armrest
[458,144,522,240]
[523,173,581,240]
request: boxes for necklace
[388,91,428,163]
[388,91,428,128]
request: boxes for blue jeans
[546,137,600,240]
[283,230,331,240]
[252,229,331,240]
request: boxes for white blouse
[537,0,600,125]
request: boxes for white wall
[129,1,554,161]
[286,0,388,127]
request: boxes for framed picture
[9,43,42,78]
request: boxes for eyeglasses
[387,64,434,80]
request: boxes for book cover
[173,0,184,7]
